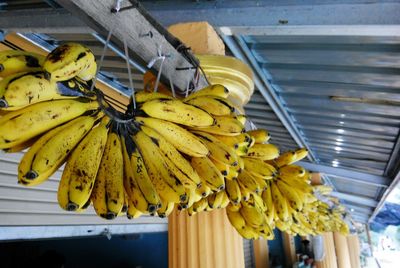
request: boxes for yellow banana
[184,84,229,101]
[213,133,252,149]
[157,198,175,218]
[19,114,100,186]
[192,197,208,213]
[191,157,225,191]
[247,129,270,144]
[140,99,214,127]
[275,151,297,167]
[196,182,212,198]
[91,127,124,219]
[242,157,276,179]
[207,191,224,209]
[0,98,98,149]
[0,50,44,78]
[133,130,186,203]
[1,73,92,110]
[43,43,96,81]
[225,179,241,204]
[246,143,280,160]
[271,180,289,221]
[135,117,208,157]
[279,164,306,178]
[276,179,304,212]
[240,201,266,228]
[191,115,244,136]
[58,117,109,211]
[185,95,234,116]
[293,148,309,162]
[237,170,261,194]
[193,131,239,167]
[141,125,201,188]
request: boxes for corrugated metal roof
[239,34,400,220]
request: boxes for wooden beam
[55,0,207,93]
[253,239,269,268]
[333,232,352,268]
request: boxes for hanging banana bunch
[0,42,350,238]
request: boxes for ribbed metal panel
[243,239,255,268]
[0,151,166,226]
[246,89,298,152]
[241,34,400,220]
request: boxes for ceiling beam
[331,192,378,207]
[298,161,391,188]
[53,0,207,93]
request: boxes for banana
[237,170,261,194]
[140,99,214,127]
[126,197,144,219]
[185,95,234,116]
[91,126,124,219]
[259,223,274,240]
[225,165,240,181]
[276,179,304,212]
[275,151,297,167]
[225,179,241,204]
[191,157,225,191]
[280,175,313,194]
[210,158,229,177]
[262,185,275,225]
[184,84,229,101]
[58,117,109,211]
[3,137,36,153]
[1,73,92,110]
[135,91,173,103]
[43,43,96,81]
[0,50,44,78]
[239,182,251,202]
[246,143,280,160]
[270,180,289,221]
[235,115,247,125]
[135,117,208,157]
[313,185,333,195]
[192,197,208,213]
[279,164,306,178]
[0,98,98,149]
[190,115,244,136]
[122,133,160,213]
[247,129,270,144]
[193,131,239,167]
[158,198,175,218]
[196,182,212,198]
[242,157,276,179]
[207,191,224,209]
[141,125,201,188]
[0,72,28,98]
[213,133,252,149]
[220,191,230,208]
[19,114,100,186]
[240,201,266,228]
[119,191,129,216]
[133,130,186,203]
[293,148,309,162]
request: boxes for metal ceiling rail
[298,161,391,188]
[220,34,317,163]
[330,192,378,207]
[369,169,400,222]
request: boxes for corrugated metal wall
[0,151,166,226]
[243,239,255,268]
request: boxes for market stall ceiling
[1,0,400,224]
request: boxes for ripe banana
[91,126,124,219]
[193,131,239,167]
[19,114,100,186]
[133,130,186,203]
[1,73,92,110]
[157,198,175,218]
[276,179,303,212]
[225,179,241,204]
[237,170,261,194]
[242,157,276,179]
[275,151,297,167]
[247,129,270,144]
[135,117,208,157]
[0,50,44,78]
[294,148,309,162]
[58,117,109,211]
[271,180,289,221]
[213,133,252,149]
[185,95,234,116]
[0,98,98,149]
[141,125,201,188]
[191,157,225,191]
[140,99,214,127]
[43,43,96,81]
[184,84,229,101]
[122,133,160,213]
[247,144,280,160]
[191,115,244,136]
